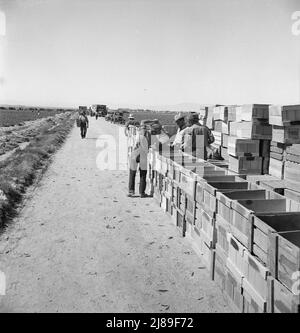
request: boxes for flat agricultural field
[0,109,71,127]
[127,111,177,125]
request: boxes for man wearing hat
[127,123,151,198]
[124,114,140,136]
[171,113,187,149]
[183,112,214,160]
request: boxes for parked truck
[91,104,108,119]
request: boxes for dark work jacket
[184,123,210,160]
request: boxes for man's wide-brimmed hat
[187,112,199,122]
[174,113,185,122]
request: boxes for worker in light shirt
[171,113,187,150]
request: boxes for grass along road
[0,117,231,313]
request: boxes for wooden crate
[228,106,237,122]
[259,139,271,157]
[259,179,287,196]
[195,174,244,204]
[221,147,229,162]
[286,153,300,164]
[200,237,215,273]
[228,137,260,157]
[282,105,300,122]
[262,157,270,175]
[268,277,300,313]
[178,168,197,199]
[160,194,167,212]
[153,187,161,205]
[284,161,300,184]
[243,278,267,313]
[173,164,181,183]
[240,104,269,122]
[217,188,267,224]
[185,194,196,226]
[245,174,278,185]
[272,125,300,144]
[269,230,300,292]
[213,247,227,291]
[253,213,300,267]
[269,105,284,126]
[172,183,185,211]
[242,251,270,303]
[185,217,194,240]
[224,267,244,313]
[231,197,288,249]
[195,207,216,248]
[222,133,229,148]
[175,207,186,237]
[269,157,284,179]
[229,156,262,175]
[270,104,300,126]
[284,189,300,211]
[270,151,284,161]
[230,121,272,140]
[190,230,216,279]
[163,177,173,198]
[201,180,250,218]
[227,233,246,281]
[165,197,174,217]
[213,106,225,121]
[215,214,231,257]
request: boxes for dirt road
[0,117,231,313]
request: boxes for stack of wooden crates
[206,104,271,175]
[269,105,300,180]
[147,146,300,313]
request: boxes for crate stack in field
[269,105,300,180]
[219,105,237,162]
[147,146,300,313]
[210,106,228,156]
[224,104,272,175]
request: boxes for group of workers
[125,112,215,198]
[76,109,215,198]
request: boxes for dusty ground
[0,117,231,313]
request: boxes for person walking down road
[128,124,151,198]
[78,111,89,139]
[183,113,214,160]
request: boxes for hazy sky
[0,0,299,109]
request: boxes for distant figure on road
[78,111,89,139]
[124,114,140,136]
[183,113,214,160]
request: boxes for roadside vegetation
[0,112,75,229]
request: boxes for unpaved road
[0,118,231,313]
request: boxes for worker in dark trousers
[78,111,89,139]
[128,125,151,198]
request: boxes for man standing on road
[78,111,89,139]
[183,113,214,160]
[124,114,140,137]
[127,124,151,198]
